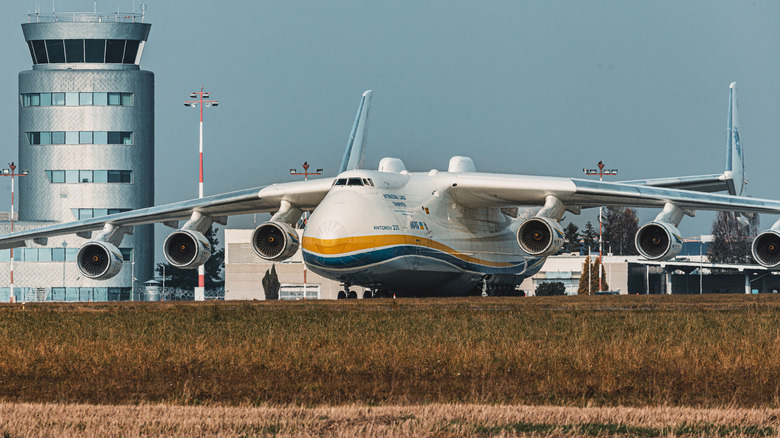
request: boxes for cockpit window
[347,177,364,186]
[333,178,347,186]
[367,178,374,186]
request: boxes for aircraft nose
[316,219,347,240]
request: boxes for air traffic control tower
[8,9,154,301]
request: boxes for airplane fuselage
[301,170,544,296]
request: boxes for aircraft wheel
[348,290,358,299]
[337,291,346,299]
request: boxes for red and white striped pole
[185,87,218,291]
[290,162,323,299]
[583,161,618,293]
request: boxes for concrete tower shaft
[16,14,154,296]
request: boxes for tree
[602,207,639,255]
[581,221,597,253]
[262,265,280,300]
[708,212,759,264]
[156,226,225,291]
[577,255,610,295]
[563,222,581,254]
[535,281,566,296]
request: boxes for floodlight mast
[582,161,618,294]
[184,86,219,290]
[290,162,323,300]
[1,162,28,303]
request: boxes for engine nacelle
[163,229,212,269]
[635,221,683,261]
[517,217,565,257]
[252,221,300,261]
[752,230,780,268]
[77,241,124,280]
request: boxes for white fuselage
[301,170,544,295]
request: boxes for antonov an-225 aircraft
[3,83,780,297]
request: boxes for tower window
[32,40,48,64]
[46,170,133,184]
[84,39,105,63]
[105,40,125,63]
[45,40,65,63]
[28,131,134,145]
[22,92,133,107]
[64,39,84,63]
[26,39,143,65]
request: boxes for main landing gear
[337,284,358,299]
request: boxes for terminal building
[0,10,154,302]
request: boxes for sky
[2,1,780,261]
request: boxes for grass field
[0,294,779,408]
[1,403,779,437]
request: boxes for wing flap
[620,173,733,194]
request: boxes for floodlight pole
[185,86,219,291]
[1,163,28,303]
[583,161,618,293]
[290,162,323,300]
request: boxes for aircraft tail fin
[725,82,746,196]
[623,82,746,195]
[339,90,373,173]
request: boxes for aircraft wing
[0,177,335,249]
[448,172,780,214]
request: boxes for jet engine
[252,221,300,261]
[635,222,683,261]
[77,241,124,280]
[517,217,565,257]
[163,229,212,269]
[752,230,780,268]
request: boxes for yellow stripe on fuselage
[301,234,519,268]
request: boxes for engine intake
[77,241,123,280]
[517,217,564,257]
[752,230,780,268]
[635,221,683,261]
[164,229,212,269]
[252,221,300,261]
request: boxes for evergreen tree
[262,265,281,300]
[577,255,610,295]
[535,281,566,296]
[602,207,639,255]
[708,212,759,264]
[156,226,225,290]
[581,221,597,253]
[563,222,581,253]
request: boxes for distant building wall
[225,229,364,300]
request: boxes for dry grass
[1,294,779,407]
[1,402,778,437]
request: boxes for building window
[21,92,134,107]
[71,208,131,220]
[26,39,142,65]
[45,40,66,63]
[28,131,134,145]
[46,170,133,184]
[0,248,132,263]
